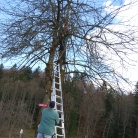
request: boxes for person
[36,101,59,138]
[59,24,70,64]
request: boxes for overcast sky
[104,0,138,92]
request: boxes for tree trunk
[44,37,59,103]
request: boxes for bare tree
[0,0,138,103]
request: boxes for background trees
[0,66,137,138]
[0,66,45,137]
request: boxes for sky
[0,0,138,92]
[103,0,138,92]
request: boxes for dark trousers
[59,40,66,63]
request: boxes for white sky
[104,0,138,92]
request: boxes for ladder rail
[51,63,65,138]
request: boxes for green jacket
[38,107,59,135]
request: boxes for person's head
[49,101,55,108]
[64,24,69,30]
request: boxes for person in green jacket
[37,101,59,138]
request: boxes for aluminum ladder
[51,63,65,138]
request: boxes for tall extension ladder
[51,63,65,138]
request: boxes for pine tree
[0,64,4,79]
[134,81,138,137]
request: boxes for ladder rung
[56,134,64,137]
[59,118,64,121]
[55,88,61,91]
[56,102,62,106]
[56,126,64,129]
[55,70,60,73]
[55,76,60,79]
[56,95,62,98]
[57,110,63,113]
[53,67,59,70]
[55,82,60,85]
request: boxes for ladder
[51,63,65,138]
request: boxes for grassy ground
[0,128,36,138]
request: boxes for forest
[0,64,138,138]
